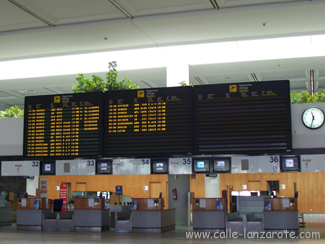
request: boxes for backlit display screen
[23,92,104,158]
[104,87,193,157]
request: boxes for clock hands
[311,111,315,128]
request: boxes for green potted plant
[0,105,24,118]
[72,61,139,93]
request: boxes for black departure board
[104,87,193,156]
[193,80,292,154]
[23,92,103,158]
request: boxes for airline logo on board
[137,90,145,98]
[229,85,237,92]
[54,96,61,103]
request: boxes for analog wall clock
[302,107,325,129]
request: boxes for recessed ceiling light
[19,90,36,93]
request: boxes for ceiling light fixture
[19,90,36,94]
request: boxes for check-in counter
[16,198,51,230]
[192,198,227,231]
[131,198,175,233]
[263,198,299,231]
[0,207,12,226]
[109,205,131,228]
[73,197,110,232]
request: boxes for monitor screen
[285,159,294,168]
[96,159,112,174]
[151,159,168,174]
[213,157,231,173]
[192,158,210,173]
[40,161,55,175]
[44,164,52,172]
[280,156,300,172]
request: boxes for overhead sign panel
[104,87,193,157]
[23,92,104,158]
[1,160,40,176]
[193,80,292,154]
[112,158,151,175]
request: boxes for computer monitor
[213,157,231,173]
[40,161,55,175]
[280,156,300,172]
[96,159,112,174]
[151,159,168,174]
[192,158,211,174]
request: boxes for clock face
[302,107,325,129]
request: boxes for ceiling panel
[318,69,325,79]
[0,0,46,31]
[260,70,307,81]
[0,91,14,98]
[16,0,125,24]
[0,1,325,108]
[117,0,213,16]
[201,73,252,84]
[0,21,155,61]
[289,80,307,91]
[24,0,119,19]
[218,0,305,8]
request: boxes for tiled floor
[1,216,325,244]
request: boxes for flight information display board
[193,80,292,154]
[23,92,103,158]
[104,87,193,156]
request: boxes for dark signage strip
[104,87,193,157]
[23,92,104,158]
[193,80,292,154]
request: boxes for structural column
[166,61,189,87]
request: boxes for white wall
[205,175,220,198]
[291,103,325,148]
[26,176,39,196]
[0,117,23,156]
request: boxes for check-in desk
[263,198,299,231]
[131,198,175,233]
[109,205,131,228]
[16,198,50,230]
[73,197,110,232]
[192,198,227,231]
[0,207,12,226]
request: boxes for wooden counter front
[132,198,164,211]
[264,197,297,211]
[192,198,226,211]
[74,197,105,210]
[16,198,46,210]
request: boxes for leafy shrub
[291,91,325,104]
[72,61,139,93]
[0,105,24,118]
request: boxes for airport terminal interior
[2,0,325,242]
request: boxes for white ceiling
[1,0,325,109]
